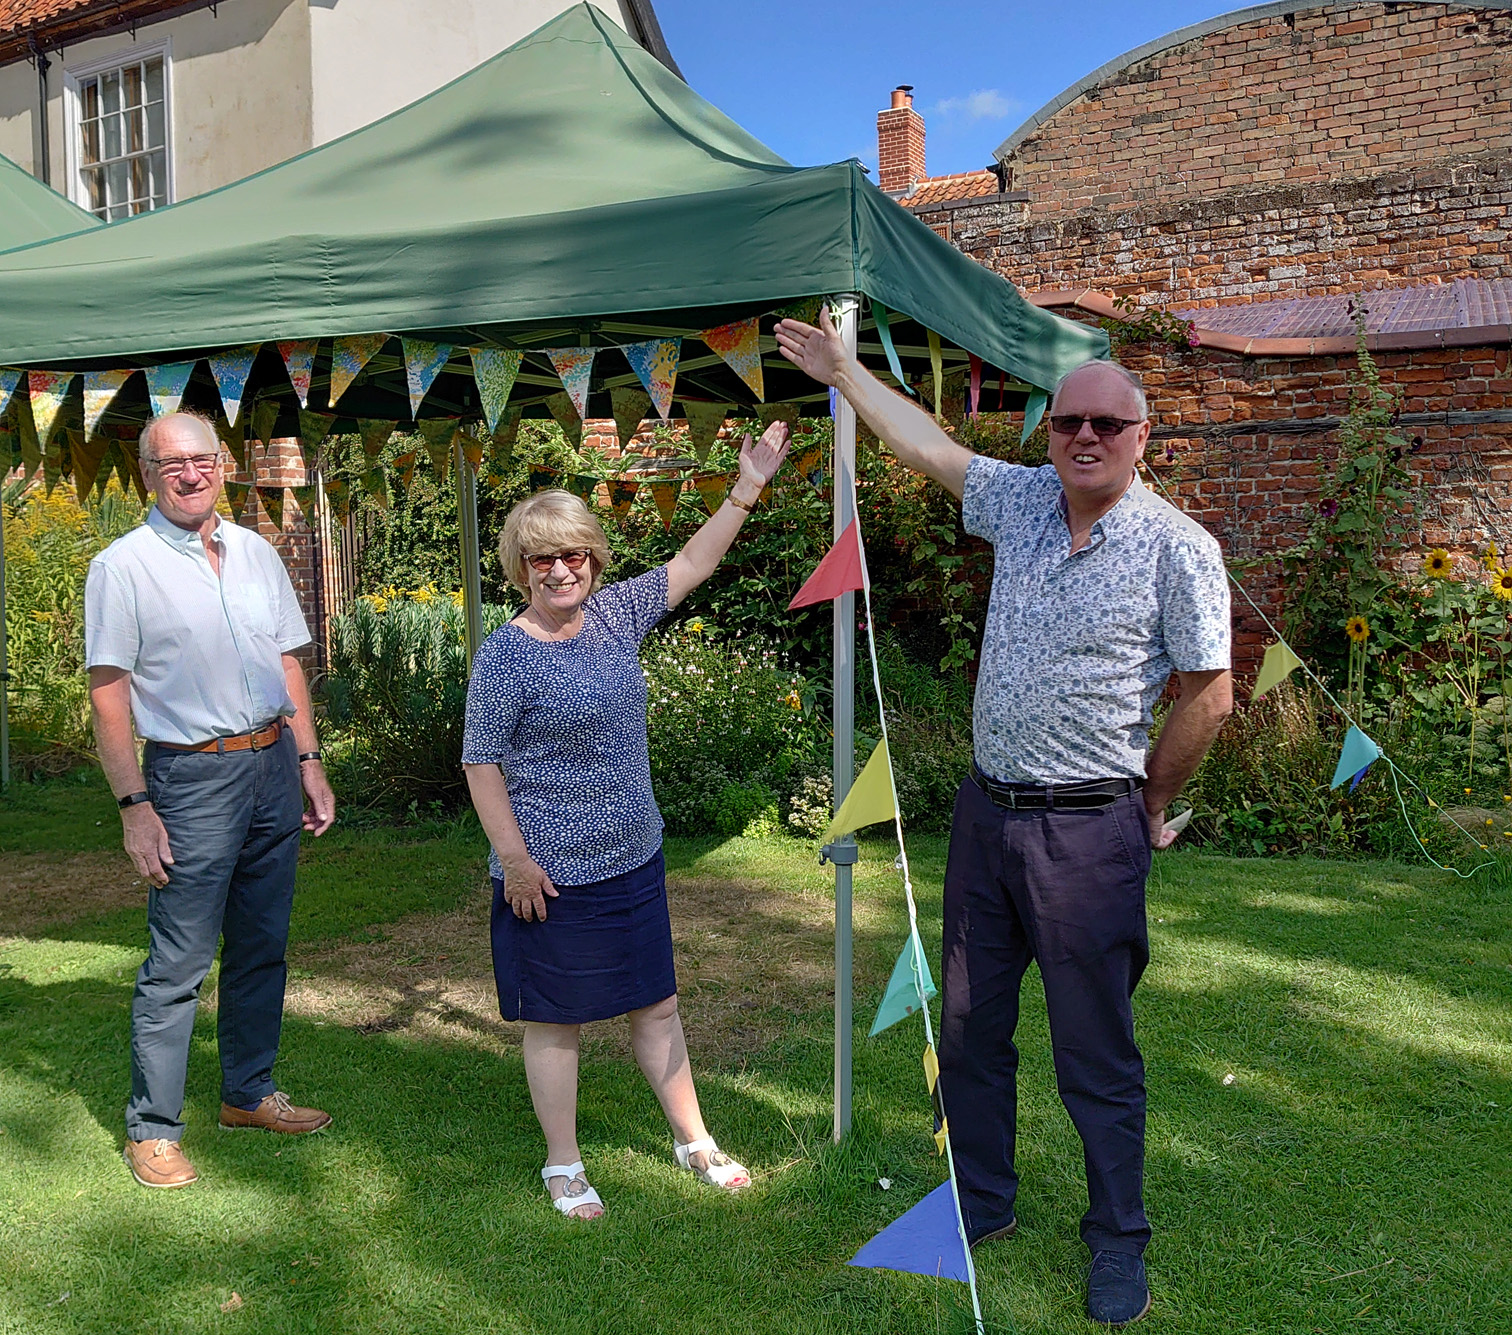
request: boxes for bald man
[86,411,336,1190]
[776,318,1232,1327]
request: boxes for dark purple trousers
[938,775,1153,1256]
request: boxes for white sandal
[674,1136,750,1190]
[541,1161,604,1218]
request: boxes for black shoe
[1086,1250,1150,1326]
[967,1215,1017,1250]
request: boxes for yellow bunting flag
[323,476,351,524]
[933,1119,949,1157]
[391,450,419,493]
[757,402,799,432]
[256,486,285,532]
[491,407,522,459]
[608,478,640,518]
[922,1044,939,1095]
[927,330,943,420]
[418,418,459,475]
[358,418,395,465]
[692,473,728,516]
[611,385,651,449]
[459,430,484,474]
[682,400,730,463]
[648,478,681,529]
[545,391,582,450]
[360,467,389,510]
[1251,640,1304,702]
[825,739,899,842]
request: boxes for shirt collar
[146,505,224,554]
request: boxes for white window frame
[62,37,175,219]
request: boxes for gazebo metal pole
[830,294,861,1142]
[455,438,484,662]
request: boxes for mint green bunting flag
[1330,725,1382,790]
[1022,389,1047,439]
[871,303,916,396]
[869,929,937,1037]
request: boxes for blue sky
[654,1,1254,177]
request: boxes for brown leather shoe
[124,1138,198,1188]
[219,1091,332,1135]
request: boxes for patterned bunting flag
[91,442,119,497]
[469,347,523,434]
[358,418,395,464]
[277,341,319,409]
[459,430,484,475]
[145,361,196,419]
[621,339,680,420]
[775,295,824,326]
[701,317,764,400]
[757,402,799,432]
[0,368,19,418]
[544,348,596,421]
[360,467,389,511]
[789,517,867,610]
[681,400,730,463]
[545,392,582,450]
[927,330,943,420]
[299,410,336,460]
[968,354,982,421]
[17,399,40,482]
[869,929,938,1037]
[251,397,281,451]
[330,334,387,405]
[529,465,558,492]
[401,338,454,419]
[224,478,251,521]
[28,371,75,446]
[1252,641,1303,702]
[692,473,728,516]
[793,443,825,493]
[566,473,599,503]
[208,346,259,426]
[648,478,681,530]
[391,450,419,493]
[491,407,522,458]
[83,370,132,439]
[289,483,319,525]
[43,433,68,496]
[0,423,14,477]
[257,486,285,532]
[418,418,459,475]
[848,1182,970,1282]
[219,414,248,472]
[824,738,898,842]
[607,478,640,518]
[610,386,651,449]
[323,476,351,524]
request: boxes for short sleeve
[267,554,312,653]
[588,565,670,646]
[961,456,1033,544]
[84,559,140,671]
[462,632,527,766]
[1158,533,1232,672]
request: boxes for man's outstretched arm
[775,310,975,499]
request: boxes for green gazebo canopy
[0,153,98,253]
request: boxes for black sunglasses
[525,549,592,573]
[1048,415,1143,439]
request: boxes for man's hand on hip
[121,804,174,886]
[300,760,336,836]
[1144,803,1178,851]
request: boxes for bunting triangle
[825,738,898,842]
[28,371,75,446]
[1330,726,1382,791]
[1022,389,1048,440]
[610,385,651,449]
[208,346,259,426]
[491,407,522,459]
[544,348,596,421]
[391,450,419,493]
[257,486,285,531]
[277,340,319,409]
[621,338,680,420]
[1252,641,1304,702]
[401,338,453,418]
[360,467,389,510]
[649,478,681,529]
[82,370,132,439]
[923,1044,940,1094]
[681,401,730,463]
[469,346,523,434]
[775,295,823,325]
[323,475,351,524]
[298,411,335,460]
[793,443,825,493]
[251,397,281,451]
[545,391,582,450]
[44,432,69,497]
[869,928,937,1037]
[692,473,728,516]
[91,442,120,498]
[119,438,147,502]
[17,396,40,482]
[848,1182,970,1282]
[566,473,599,503]
[871,304,915,396]
[927,330,943,420]
[224,479,252,521]
[701,318,763,400]
[358,418,395,465]
[607,478,640,518]
[219,413,248,473]
[0,368,18,419]
[144,361,196,419]
[330,334,387,404]
[968,355,982,421]
[459,430,484,475]
[789,517,866,610]
[289,483,319,525]
[529,465,559,492]
[418,418,459,475]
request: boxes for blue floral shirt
[962,459,1231,783]
[462,566,669,886]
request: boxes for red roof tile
[0,0,100,34]
[901,170,999,208]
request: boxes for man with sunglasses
[85,410,336,1190]
[776,314,1232,1327]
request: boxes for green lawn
[2,773,1510,1333]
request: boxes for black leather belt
[971,761,1142,811]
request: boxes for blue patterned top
[462,566,669,886]
[962,459,1231,783]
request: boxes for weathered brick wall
[999,4,1512,218]
[231,436,320,659]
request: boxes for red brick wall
[878,101,927,193]
[231,436,320,659]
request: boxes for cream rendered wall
[306,0,642,146]
[0,0,310,208]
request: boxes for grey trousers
[125,729,303,1142]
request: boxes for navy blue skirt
[490,848,676,1024]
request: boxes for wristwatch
[118,791,151,809]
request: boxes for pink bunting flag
[544,347,597,421]
[401,338,454,419]
[208,346,259,426]
[621,338,680,420]
[28,371,75,446]
[330,334,387,404]
[83,369,133,439]
[144,361,196,418]
[788,518,867,610]
[701,317,764,401]
[277,340,319,409]
[968,354,982,421]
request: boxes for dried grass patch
[0,850,142,935]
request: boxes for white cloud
[929,89,1018,122]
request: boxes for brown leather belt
[156,719,284,754]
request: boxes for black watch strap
[298,751,323,763]
[118,791,151,809]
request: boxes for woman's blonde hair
[497,489,612,597]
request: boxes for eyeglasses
[1048,415,1143,439]
[525,549,592,573]
[146,452,223,479]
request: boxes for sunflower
[1345,615,1370,643]
[1493,568,1512,601]
[1485,541,1500,571]
[1424,548,1453,579]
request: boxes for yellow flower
[688,619,704,634]
[1423,548,1452,579]
[1485,541,1500,570]
[1344,615,1370,643]
[450,589,465,608]
[1465,787,1473,794]
[785,690,802,710]
[1486,818,1494,826]
[412,586,435,603]
[1493,568,1512,601]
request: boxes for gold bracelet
[728,491,758,513]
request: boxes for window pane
[106,159,128,208]
[101,70,121,116]
[149,151,167,207]
[146,101,164,150]
[83,166,105,214]
[130,154,149,206]
[102,111,122,160]
[123,63,143,109]
[81,118,100,166]
[82,79,99,121]
[126,106,144,154]
[145,58,163,104]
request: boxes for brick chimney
[877,85,925,193]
